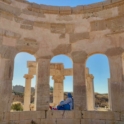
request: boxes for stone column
[122,56,124,75]
[0,57,14,115]
[108,78,112,110]
[34,84,37,111]
[86,74,95,110]
[35,58,50,111]
[52,75,64,106]
[73,62,87,110]
[108,54,123,111]
[23,74,34,111]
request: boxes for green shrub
[11,103,23,111]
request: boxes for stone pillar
[86,74,95,110]
[108,54,123,111]
[108,78,112,110]
[122,56,124,75]
[52,75,64,106]
[73,62,87,110]
[0,57,14,116]
[34,84,37,111]
[35,58,50,111]
[23,74,34,111]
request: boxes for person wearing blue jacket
[57,93,73,110]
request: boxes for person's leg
[57,105,64,110]
[63,104,70,110]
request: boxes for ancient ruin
[0,0,124,123]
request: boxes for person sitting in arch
[57,93,73,110]
[49,93,74,110]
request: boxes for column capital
[71,51,87,64]
[24,74,34,79]
[105,47,123,57]
[86,74,94,79]
[52,75,65,83]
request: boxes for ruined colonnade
[0,0,124,123]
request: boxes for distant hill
[13,85,35,93]
[95,93,108,107]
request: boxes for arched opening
[49,55,73,109]
[12,52,36,112]
[86,54,110,111]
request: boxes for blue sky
[27,0,105,7]
[13,53,110,93]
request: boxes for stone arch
[49,54,73,107]
[12,52,36,111]
[85,53,111,111]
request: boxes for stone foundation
[1,110,124,124]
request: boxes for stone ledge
[1,111,124,123]
[1,0,123,15]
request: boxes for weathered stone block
[81,119,106,124]
[57,119,80,124]
[82,111,120,120]
[19,120,32,124]
[41,119,56,124]
[105,121,124,124]
[59,7,71,15]
[47,111,64,119]
[34,21,50,29]
[63,111,81,119]
[118,4,124,15]
[20,25,33,30]
[70,32,89,43]
[59,34,65,39]
[56,15,73,21]
[51,23,65,34]
[37,105,49,111]
[0,10,13,20]
[121,111,124,120]
[20,111,32,120]
[1,0,12,4]
[14,16,23,23]
[90,20,106,31]
[47,111,81,119]
[107,121,124,124]
[22,9,45,18]
[22,20,34,26]
[0,2,21,16]
[10,112,20,121]
[36,111,45,119]
[40,5,59,14]
[52,44,71,55]
[66,24,75,33]
[2,112,10,122]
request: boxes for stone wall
[0,0,124,59]
[1,0,124,123]
[1,110,124,124]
